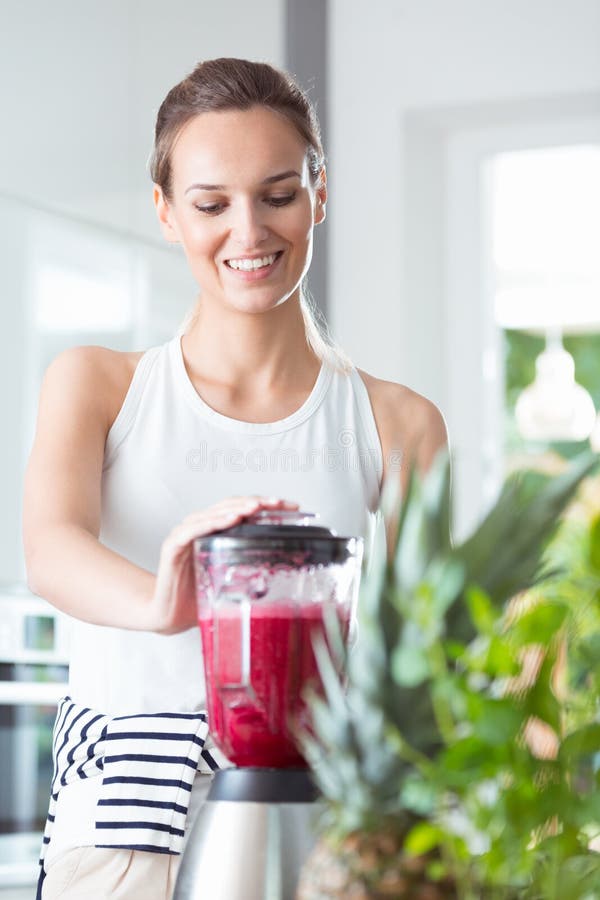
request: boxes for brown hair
[150,57,325,200]
[149,57,351,372]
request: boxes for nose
[230,198,270,249]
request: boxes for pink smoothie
[199,601,348,768]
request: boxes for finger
[181,496,299,525]
[163,498,305,564]
[180,499,259,525]
[168,498,302,552]
[164,510,245,554]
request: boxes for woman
[23,58,448,899]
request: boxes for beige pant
[42,846,181,899]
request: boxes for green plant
[296,449,600,899]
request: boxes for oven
[0,584,69,890]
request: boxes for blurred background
[0,1,598,892]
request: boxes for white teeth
[227,253,278,271]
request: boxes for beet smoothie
[194,511,362,768]
[199,600,349,768]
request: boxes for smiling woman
[152,105,323,324]
[22,57,448,900]
[149,58,343,372]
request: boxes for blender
[173,510,363,900]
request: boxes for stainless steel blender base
[174,768,322,900]
[174,798,322,900]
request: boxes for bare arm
[22,347,158,630]
[358,371,450,554]
[23,348,299,633]
[401,394,450,488]
[359,371,449,485]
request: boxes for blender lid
[215,509,334,540]
[194,510,361,564]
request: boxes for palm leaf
[448,452,599,642]
[300,448,598,839]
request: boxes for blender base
[173,768,323,900]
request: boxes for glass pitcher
[193,511,363,768]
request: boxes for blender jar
[194,511,363,768]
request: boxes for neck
[181,293,321,391]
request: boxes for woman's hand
[150,496,299,635]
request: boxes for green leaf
[308,695,352,750]
[470,697,524,746]
[590,514,600,573]
[449,451,598,642]
[445,640,466,660]
[440,736,505,782]
[466,585,499,636]
[559,723,600,763]
[573,632,600,676]
[422,448,453,556]
[428,557,466,617]
[520,652,562,733]
[432,673,469,721]
[510,600,569,646]
[404,821,444,855]
[400,774,437,816]
[484,635,521,677]
[311,632,350,724]
[391,450,453,593]
[535,849,600,899]
[392,641,430,687]
[568,791,600,829]
[393,481,430,593]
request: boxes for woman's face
[154,106,326,316]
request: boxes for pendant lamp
[515,329,596,443]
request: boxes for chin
[227,290,298,316]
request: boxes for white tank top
[67,334,383,716]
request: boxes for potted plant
[296,449,600,899]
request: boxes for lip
[225,251,282,262]
[223,250,284,282]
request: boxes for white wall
[1,0,283,240]
[328,0,600,389]
[328,0,600,533]
[0,1,284,583]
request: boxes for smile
[225,251,283,271]
[224,251,284,280]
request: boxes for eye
[195,203,223,216]
[267,193,297,207]
[194,193,297,216]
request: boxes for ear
[153,185,180,243]
[314,167,327,225]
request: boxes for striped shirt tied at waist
[41,695,229,867]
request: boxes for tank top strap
[347,367,384,493]
[103,344,163,469]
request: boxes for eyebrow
[184,170,301,194]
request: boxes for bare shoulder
[356,368,449,482]
[357,368,447,435]
[44,345,145,431]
